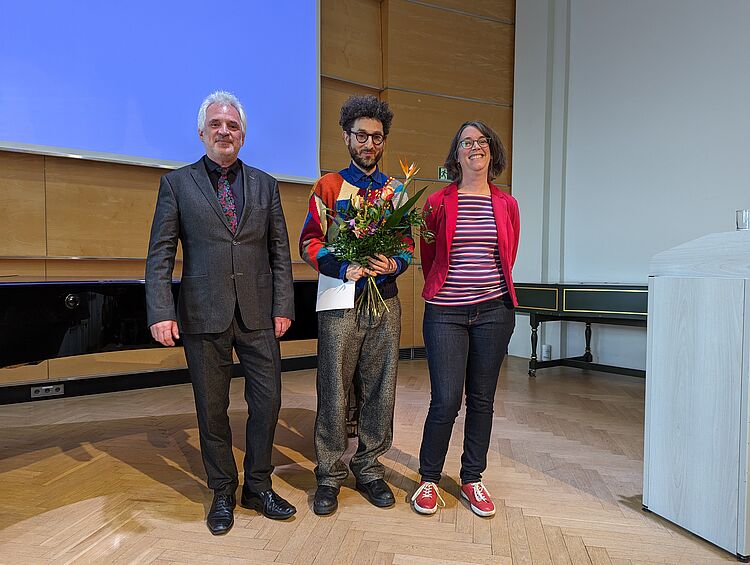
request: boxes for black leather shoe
[240,488,297,520]
[313,485,339,516]
[356,479,395,508]
[207,492,236,535]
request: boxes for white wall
[510,0,750,369]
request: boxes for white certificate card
[316,274,355,311]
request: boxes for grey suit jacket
[145,157,295,334]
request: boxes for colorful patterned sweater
[299,162,413,300]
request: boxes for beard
[348,142,383,172]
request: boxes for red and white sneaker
[460,481,495,517]
[411,481,445,515]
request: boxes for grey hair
[197,91,247,134]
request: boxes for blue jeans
[419,297,515,484]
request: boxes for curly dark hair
[339,95,394,136]
[444,120,506,185]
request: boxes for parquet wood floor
[0,356,735,564]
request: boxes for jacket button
[230,274,235,279]
[232,240,238,245]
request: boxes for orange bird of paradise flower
[399,158,419,182]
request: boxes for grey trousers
[182,315,281,494]
[314,296,401,488]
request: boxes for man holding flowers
[299,95,413,515]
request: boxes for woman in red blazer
[411,121,519,518]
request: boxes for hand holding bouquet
[327,159,434,320]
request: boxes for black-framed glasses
[458,137,490,149]
[349,130,385,146]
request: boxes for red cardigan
[420,182,520,306]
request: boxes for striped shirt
[428,194,508,306]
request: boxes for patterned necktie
[217,168,238,233]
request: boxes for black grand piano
[0,277,319,402]
[0,277,319,369]
[1,278,648,405]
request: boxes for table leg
[583,322,593,362]
[529,315,539,377]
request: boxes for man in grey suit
[145,91,296,535]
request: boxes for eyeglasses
[349,130,385,146]
[458,137,490,150]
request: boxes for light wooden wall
[321,0,515,347]
[0,0,514,384]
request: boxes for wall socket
[541,344,552,361]
[31,384,65,398]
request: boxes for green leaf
[383,186,428,229]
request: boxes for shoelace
[261,490,280,507]
[471,482,491,502]
[411,482,445,507]
[214,494,233,510]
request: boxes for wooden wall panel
[409,180,440,348]
[279,182,313,263]
[423,0,515,22]
[413,266,425,347]
[320,78,381,172]
[278,179,321,280]
[280,339,318,358]
[384,0,514,105]
[0,259,45,277]
[0,152,46,256]
[321,0,383,87]
[292,262,318,280]
[382,90,513,185]
[0,362,48,385]
[48,348,187,380]
[45,158,163,258]
[397,268,415,346]
[410,180,446,262]
[45,259,153,279]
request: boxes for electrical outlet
[541,344,552,361]
[30,384,65,398]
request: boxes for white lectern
[644,230,750,560]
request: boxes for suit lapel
[189,160,234,233]
[236,164,257,234]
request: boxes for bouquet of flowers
[326,159,433,320]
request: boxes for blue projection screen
[0,1,319,182]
